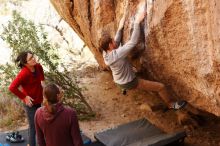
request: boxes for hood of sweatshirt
[42,102,64,123]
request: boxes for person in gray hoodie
[100,2,186,110]
[35,83,83,146]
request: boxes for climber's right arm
[115,4,146,59]
[114,15,126,46]
[114,23,140,58]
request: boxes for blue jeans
[24,104,41,146]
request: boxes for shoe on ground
[6,131,24,143]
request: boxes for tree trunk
[50,0,220,116]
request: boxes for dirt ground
[78,66,220,146]
[1,66,220,146]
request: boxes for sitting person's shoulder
[35,106,44,116]
[63,106,77,115]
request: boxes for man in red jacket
[9,51,45,146]
[35,83,83,146]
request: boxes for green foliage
[0,11,94,120]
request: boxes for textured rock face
[50,0,220,116]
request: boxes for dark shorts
[116,78,138,90]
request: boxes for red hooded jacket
[34,103,83,146]
[9,63,44,105]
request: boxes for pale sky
[0,0,95,65]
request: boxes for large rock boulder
[50,0,220,116]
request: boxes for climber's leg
[136,79,186,109]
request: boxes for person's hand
[118,0,129,30]
[135,1,147,23]
[41,81,45,88]
[24,96,34,107]
[132,66,138,73]
[118,15,126,30]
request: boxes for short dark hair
[99,35,113,52]
[15,51,33,68]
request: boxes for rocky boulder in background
[50,0,220,116]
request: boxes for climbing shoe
[171,100,187,110]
